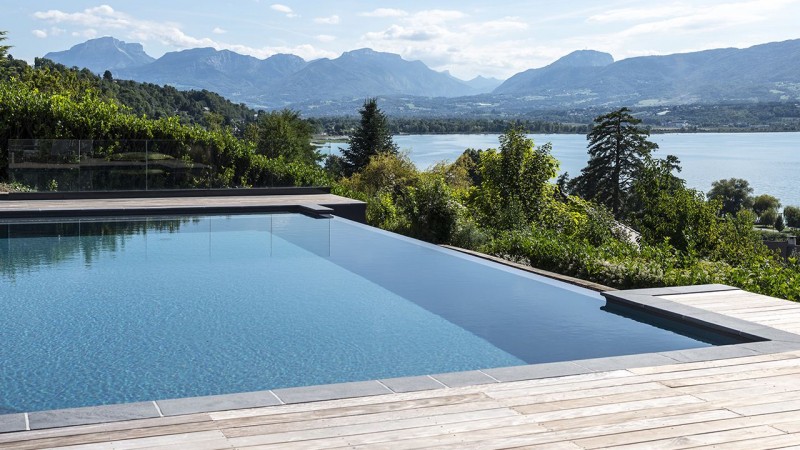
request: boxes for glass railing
[6,139,314,192]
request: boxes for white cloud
[270,4,292,13]
[32,29,48,38]
[359,8,408,18]
[270,4,297,18]
[588,5,692,23]
[316,34,336,42]
[212,27,227,34]
[364,25,440,42]
[473,17,528,34]
[358,9,552,78]
[35,5,218,48]
[314,15,340,25]
[71,29,99,39]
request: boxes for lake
[327,132,800,207]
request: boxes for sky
[4,0,800,80]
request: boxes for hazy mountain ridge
[46,38,482,106]
[493,40,800,105]
[43,37,800,113]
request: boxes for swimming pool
[0,213,746,414]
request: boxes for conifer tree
[342,98,398,175]
[569,107,658,218]
[0,31,11,61]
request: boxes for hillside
[28,58,258,133]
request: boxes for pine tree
[0,31,11,61]
[569,107,658,218]
[342,98,398,175]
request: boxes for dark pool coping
[0,203,336,220]
[2,284,799,433]
[0,193,366,223]
[0,187,332,201]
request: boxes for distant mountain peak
[341,48,403,61]
[44,36,154,73]
[549,50,614,68]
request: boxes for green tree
[775,214,786,232]
[753,194,781,224]
[707,178,754,216]
[632,156,724,255]
[472,128,559,230]
[568,107,658,218]
[0,31,10,61]
[402,173,460,244]
[342,98,398,175]
[783,206,800,229]
[254,109,319,164]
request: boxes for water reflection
[0,218,192,279]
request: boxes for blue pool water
[0,213,742,413]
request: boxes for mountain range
[44,37,800,114]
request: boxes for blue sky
[4,1,800,79]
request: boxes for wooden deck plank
[510,388,694,415]
[687,432,800,449]
[689,378,800,402]
[222,400,512,438]
[659,365,800,388]
[627,352,798,376]
[425,410,740,448]
[541,403,732,432]
[569,411,800,448]
[493,381,669,407]
[581,425,785,449]
[226,408,523,448]
[235,414,545,449]
[674,372,800,396]
[516,395,705,422]
[217,393,493,432]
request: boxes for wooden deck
[3,289,800,448]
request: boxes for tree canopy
[707,178,754,216]
[753,194,781,224]
[251,109,319,164]
[784,206,800,229]
[568,107,658,218]
[341,98,398,175]
[473,128,559,230]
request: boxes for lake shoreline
[326,132,800,207]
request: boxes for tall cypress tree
[569,107,658,218]
[342,98,398,175]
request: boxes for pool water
[0,213,742,413]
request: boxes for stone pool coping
[2,284,799,433]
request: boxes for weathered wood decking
[3,289,800,449]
